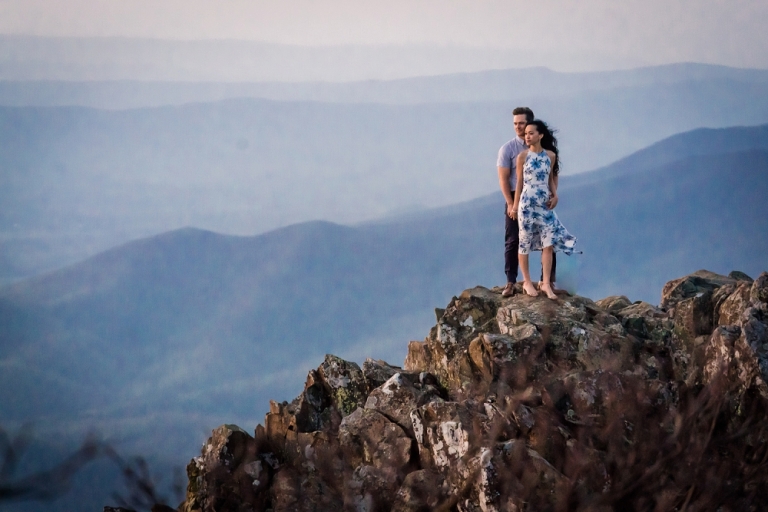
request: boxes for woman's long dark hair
[527,119,560,176]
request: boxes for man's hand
[547,194,559,209]
[507,203,518,219]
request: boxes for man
[497,107,557,297]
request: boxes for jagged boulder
[717,282,751,326]
[666,271,768,394]
[661,269,742,310]
[595,295,631,314]
[338,408,413,509]
[259,354,368,454]
[364,372,444,437]
[411,289,642,394]
[177,269,768,512]
[461,439,568,512]
[182,425,263,512]
[702,276,768,400]
[361,358,403,391]
[404,286,501,394]
[751,272,768,304]
[317,354,368,417]
[410,400,475,473]
[338,407,412,470]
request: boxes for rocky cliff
[178,270,768,511]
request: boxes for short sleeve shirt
[497,136,527,189]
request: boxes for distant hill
[2,124,768,510]
[0,36,536,82]
[0,35,655,84]
[561,124,768,187]
[2,63,768,109]
[2,82,768,283]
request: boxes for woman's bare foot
[540,282,557,300]
[522,281,539,297]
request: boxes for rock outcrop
[179,270,768,511]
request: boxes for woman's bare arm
[547,151,559,209]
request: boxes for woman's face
[524,125,542,146]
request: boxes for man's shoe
[502,282,515,297]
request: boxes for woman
[511,120,578,299]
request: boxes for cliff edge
[177,269,768,511]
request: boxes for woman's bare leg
[540,247,557,299]
[519,253,538,296]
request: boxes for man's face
[513,114,528,138]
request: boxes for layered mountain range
[3,62,768,108]
[3,64,768,283]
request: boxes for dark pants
[504,203,557,283]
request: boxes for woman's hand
[508,202,518,219]
[547,194,559,209]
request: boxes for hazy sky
[1,0,767,70]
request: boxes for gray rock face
[661,269,742,309]
[317,354,368,418]
[182,425,262,512]
[595,294,632,314]
[361,358,402,391]
[337,408,413,510]
[179,270,768,512]
[717,283,751,326]
[751,271,768,304]
[338,407,412,470]
[364,371,444,437]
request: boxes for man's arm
[511,151,527,219]
[498,166,514,206]
[497,143,517,217]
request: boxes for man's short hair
[512,107,534,122]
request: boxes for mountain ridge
[0,35,643,82]
[3,87,768,283]
[3,62,768,109]
[366,123,768,225]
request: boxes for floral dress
[517,150,579,255]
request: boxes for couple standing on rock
[497,107,579,299]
